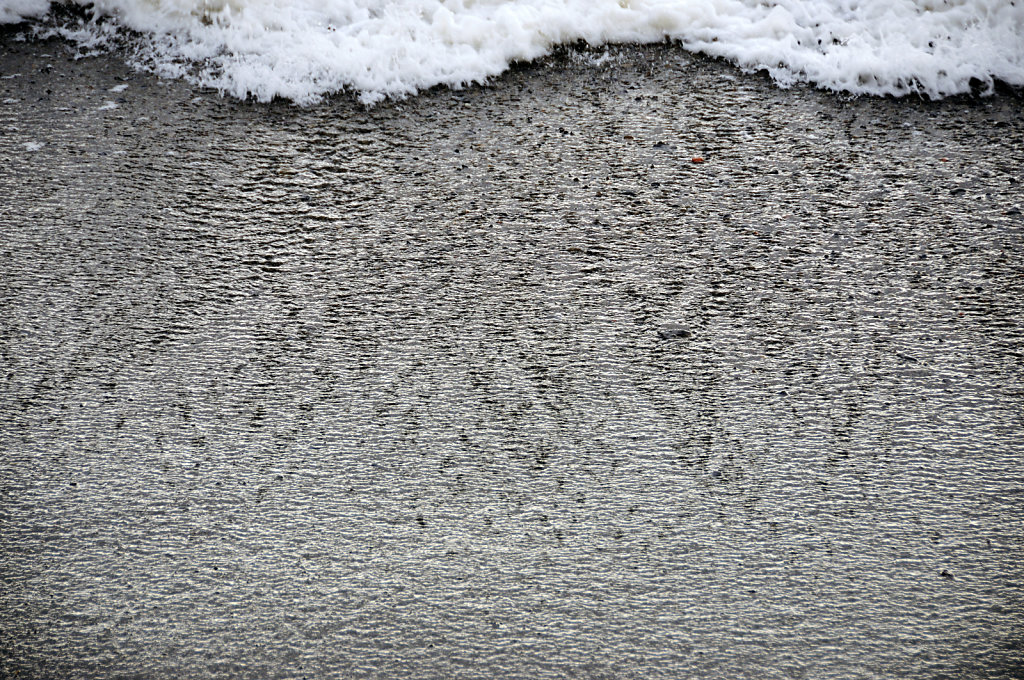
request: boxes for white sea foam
[0,0,48,24]
[2,1,1022,104]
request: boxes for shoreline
[3,15,1023,108]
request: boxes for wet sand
[2,31,1024,679]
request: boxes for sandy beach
[2,29,1024,679]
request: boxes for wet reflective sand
[2,36,1023,679]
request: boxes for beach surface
[2,31,1024,679]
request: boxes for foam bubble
[3,1,1022,104]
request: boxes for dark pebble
[658,324,692,340]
